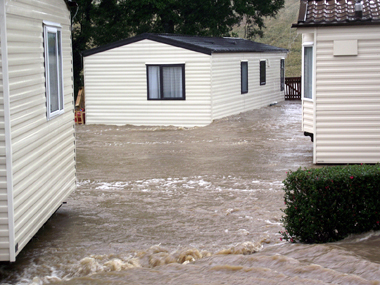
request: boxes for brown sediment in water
[2,101,380,285]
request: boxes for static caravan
[293,0,380,164]
[83,33,288,127]
[0,0,77,261]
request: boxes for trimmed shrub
[280,164,380,243]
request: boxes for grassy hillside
[234,0,301,77]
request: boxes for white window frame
[302,42,314,101]
[44,21,64,120]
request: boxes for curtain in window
[304,47,313,99]
[162,66,182,98]
[48,31,59,112]
[148,66,160,99]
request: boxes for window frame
[241,61,248,94]
[146,64,186,100]
[303,44,314,100]
[260,60,266,86]
[43,21,64,120]
[280,58,285,91]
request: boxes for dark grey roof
[293,0,380,28]
[82,33,288,57]
[64,0,77,9]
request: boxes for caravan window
[260,60,266,85]
[44,22,64,120]
[241,61,248,94]
[303,46,313,99]
[280,59,285,91]
[147,64,185,100]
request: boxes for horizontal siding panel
[0,224,9,234]
[15,169,76,242]
[316,122,380,128]
[11,114,74,157]
[5,0,75,260]
[316,104,379,111]
[0,242,10,249]
[211,53,286,121]
[302,100,314,133]
[14,154,75,222]
[7,0,70,24]
[13,131,75,191]
[0,256,10,263]
[12,127,75,176]
[9,64,44,80]
[314,25,380,164]
[84,39,212,127]
[0,251,10,262]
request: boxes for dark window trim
[280,59,285,91]
[146,64,186,100]
[260,60,266,86]
[241,61,248,94]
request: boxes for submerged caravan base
[83,33,288,127]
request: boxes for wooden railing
[285,77,301,100]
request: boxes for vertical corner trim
[0,1,16,262]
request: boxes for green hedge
[280,164,380,243]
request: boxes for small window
[241,62,248,94]
[147,64,185,100]
[44,23,64,120]
[280,59,285,91]
[304,46,313,99]
[260,60,266,85]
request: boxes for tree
[71,0,96,97]
[70,0,285,95]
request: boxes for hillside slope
[235,0,301,77]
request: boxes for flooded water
[1,101,380,284]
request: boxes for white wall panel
[4,0,76,260]
[0,14,9,261]
[211,53,286,121]
[84,39,212,127]
[302,100,314,133]
[314,26,380,163]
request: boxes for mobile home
[293,0,380,164]
[0,0,77,261]
[83,33,288,127]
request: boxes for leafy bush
[280,164,380,243]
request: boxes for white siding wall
[211,53,286,121]
[84,40,212,127]
[314,26,380,163]
[302,100,314,133]
[5,0,76,260]
[0,19,10,261]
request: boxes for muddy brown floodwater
[1,101,380,284]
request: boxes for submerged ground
[2,101,380,284]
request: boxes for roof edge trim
[292,21,380,28]
[82,33,213,57]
